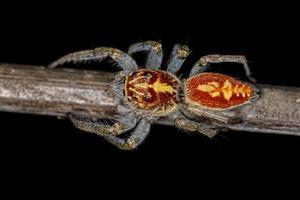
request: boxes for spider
[49,41,258,150]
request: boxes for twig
[0,63,299,136]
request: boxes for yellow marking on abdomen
[222,80,233,101]
[197,80,251,101]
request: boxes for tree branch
[0,63,299,136]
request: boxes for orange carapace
[185,73,255,109]
[125,69,180,115]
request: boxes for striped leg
[166,44,190,74]
[49,47,138,71]
[69,112,138,136]
[104,118,151,150]
[128,41,163,69]
[189,54,256,82]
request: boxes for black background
[0,1,299,193]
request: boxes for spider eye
[144,73,151,79]
[144,95,150,101]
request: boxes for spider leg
[104,118,151,150]
[170,110,218,138]
[185,105,241,124]
[166,44,190,74]
[128,41,163,69]
[68,112,138,136]
[174,118,218,138]
[189,54,256,82]
[48,47,138,71]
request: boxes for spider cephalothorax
[49,41,258,150]
[125,69,180,116]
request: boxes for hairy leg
[185,105,242,124]
[166,44,190,74]
[128,41,163,69]
[49,47,138,71]
[68,112,138,136]
[104,118,151,150]
[170,110,218,138]
[189,54,256,82]
[174,118,218,138]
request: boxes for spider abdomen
[125,69,180,116]
[185,73,255,109]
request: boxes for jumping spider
[49,41,258,150]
